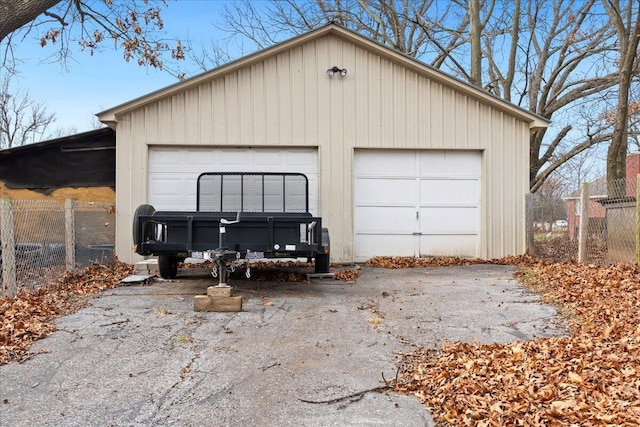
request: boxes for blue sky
[9,1,238,135]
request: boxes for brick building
[564,153,640,240]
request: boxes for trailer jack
[210,249,253,286]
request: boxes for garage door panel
[420,207,479,234]
[183,149,219,168]
[419,151,481,176]
[354,149,481,261]
[355,178,417,205]
[355,151,417,177]
[148,147,318,213]
[283,150,317,168]
[307,176,318,212]
[420,179,479,205]
[356,206,417,233]
[419,235,478,257]
[148,177,194,198]
[149,176,199,209]
[149,149,187,172]
[252,149,281,166]
[216,149,253,168]
[355,235,415,258]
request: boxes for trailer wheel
[314,228,331,274]
[158,254,179,279]
[133,204,156,243]
[314,253,330,274]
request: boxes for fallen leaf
[393,258,640,425]
[568,372,583,384]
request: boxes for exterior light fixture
[327,66,347,77]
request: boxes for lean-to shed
[0,127,115,201]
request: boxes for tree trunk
[469,0,482,87]
[603,0,640,198]
[0,0,62,42]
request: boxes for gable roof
[98,24,549,130]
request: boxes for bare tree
[459,0,620,192]
[212,0,432,58]
[0,0,184,77]
[602,0,640,196]
[46,125,78,140]
[188,38,237,71]
[467,0,497,88]
[535,176,568,223]
[214,0,623,193]
[551,146,605,195]
[0,75,56,149]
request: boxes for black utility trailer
[133,172,330,283]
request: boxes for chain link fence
[527,178,638,265]
[1,199,115,298]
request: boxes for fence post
[65,199,76,271]
[578,182,590,263]
[1,198,17,297]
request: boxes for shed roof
[98,24,549,131]
[0,127,114,156]
[0,127,115,192]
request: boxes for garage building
[98,24,548,264]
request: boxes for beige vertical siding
[114,32,533,263]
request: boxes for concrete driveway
[0,264,564,426]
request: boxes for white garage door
[354,150,481,261]
[148,147,318,214]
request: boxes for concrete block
[212,296,243,312]
[207,286,233,297]
[194,295,242,312]
[193,295,213,312]
[134,259,158,274]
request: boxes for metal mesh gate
[197,172,309,213]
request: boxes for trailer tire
[133,204,156,243]
[314,228,331,274]
[158,254,179,279]
[314,253,330,274]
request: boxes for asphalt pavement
[0,264,565,427]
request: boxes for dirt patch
[0,182,115,202]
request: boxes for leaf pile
[0,262,133,365]
[532,236,578,263]
[245,261,310,282]
[365,255,533,268]
[395,260,640,425]
[334,265,361,282]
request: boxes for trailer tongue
[133,172,330,285]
